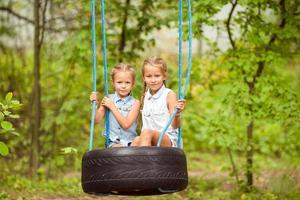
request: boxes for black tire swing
[81,0,193,196]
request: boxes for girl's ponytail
[137,82,147,132]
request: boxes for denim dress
[102,93,137,147]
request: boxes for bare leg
[139,129,172,147]
[139,129,152,146]
[111,143,123,147]
[131,136,140,146]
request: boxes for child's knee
[111,143,123,147]
[131,136,140,146]
[141,129,153,139]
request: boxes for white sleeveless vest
[141,85,176,134]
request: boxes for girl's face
[113,71,134,98]
[143,64,166,94]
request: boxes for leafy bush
[0,92,21,156]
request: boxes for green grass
[0,175,82,199]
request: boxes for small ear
[163,74,167,80]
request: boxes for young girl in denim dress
[90,63,140,147]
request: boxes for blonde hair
[141,56,167,78]
[111,63,136,83]
[140,56,168,111]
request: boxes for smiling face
[143,64,166,95]
[112,71,134,98]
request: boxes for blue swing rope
[89,0,110,150]
[89,0,97,151]
[181,0,193,98]
[89,0,192,149]
[157,0,192,147]
[177,0,183,148]
[100,0,111,148]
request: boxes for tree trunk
[246,120,253,189]
[118,0,130,62]
[244,0,286,189]
[29,0,41,177]
[227,147,240,186]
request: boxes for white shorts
[166,130,183,148]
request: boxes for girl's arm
[90,92,105,123]
[167,91,186,129]
[94,105,105,123]
[102,97,140,130]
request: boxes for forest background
[0,0,299,199]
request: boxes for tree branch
[39,0,48,47]
[0,6,34,24]
[267,0,286,49]
[131,2,153,52]
[249,0,287,92]
[227,147,240,186]
[0,5,79,33]
[226,0,238,49]
[118,0,130,62]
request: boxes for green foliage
[268,174,299,197]
[61,147,78,154]
[1,175,82,199]
[104,0,175,61]
[0,141,9,156]
[185,0,300,181]
[0,152,298,199]
[0,0,299,197]
[0,92,21,156]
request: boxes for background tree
[0,0,299,198]
[0,0,176,177]
[189,0,300,190]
